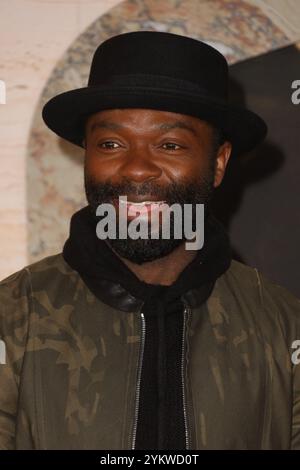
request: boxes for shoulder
[227,259,299,309]
[0,253,77,358]
[0,252,75,293]
[0,253,74,320]
[219,259,300,335]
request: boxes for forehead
[85,108,212,134]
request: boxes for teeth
[119,200,166,205]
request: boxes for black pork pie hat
[42,30,267,156]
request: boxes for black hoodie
[63,206,231,449]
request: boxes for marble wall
[0,0,300,279]
[0,0,122,279]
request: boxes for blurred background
[0,0,299,295]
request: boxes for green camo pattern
[0,254,299,449]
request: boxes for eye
[97,141,121,149]
[161,142,183,151]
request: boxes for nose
[118,146,162,184]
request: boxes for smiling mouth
[112,197,168,219]
[119,200,167,206]
[113,195,167,206]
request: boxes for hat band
[88,72,228,102]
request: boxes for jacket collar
[80,277,216,312]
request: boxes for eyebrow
[89,119,198,136]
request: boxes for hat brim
[42,85,267,157]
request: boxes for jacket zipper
[131,311,146,450]
[181,304,190,450]
[131,304,190,449]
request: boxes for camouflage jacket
[0,253,299,449]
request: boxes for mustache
[84,175,214,206]
[85,179,169,200]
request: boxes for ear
[213,141,232,188]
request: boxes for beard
[84,163,215,264]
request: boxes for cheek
[174,156,212,180]
[85,151,119,181]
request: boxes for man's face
[84,108,231,264]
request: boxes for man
[0,31,299,450]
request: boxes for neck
[106,241,198,286]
